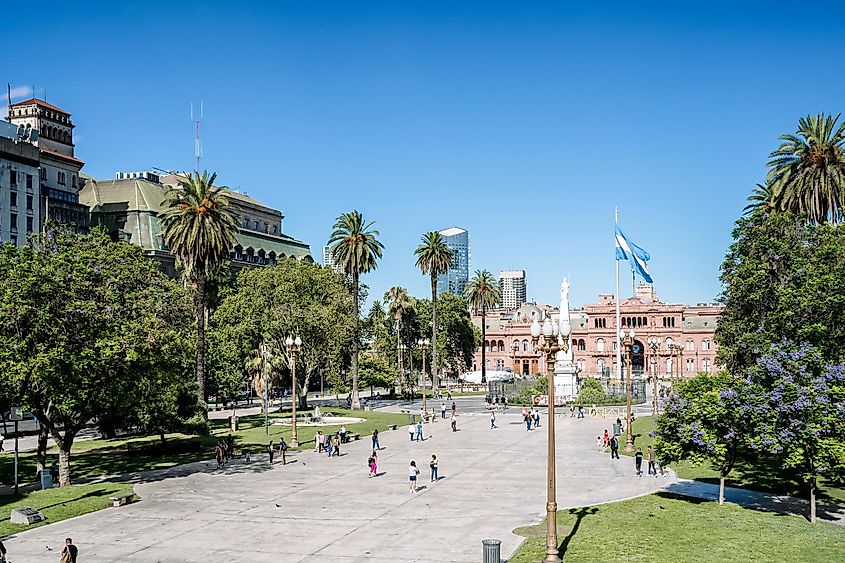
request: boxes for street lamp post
[511,340,520,375]
[530,314,571,563]
[399,343,408,398]
[670,343,683,385]
[620,329,636,452]
[647,337,659,416]
[285,335,302,448]
[418,338,430,414]
[261,342,270,435]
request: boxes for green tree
[328,211,384,409]
[160,171,238,405]
[768,113,845,224]
[385,287,416,392]
[414,232,453,392]
[576,378,608,405]
[465,270,501,383]
[742,183,774,217]
[716,212,845,374]
[414,294,480,385]
[655,373,748,505]
[209,259,354,410]
[0,229,194,485]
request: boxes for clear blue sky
[6,1,844,308]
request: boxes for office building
[436,226,470,296]
[0,122,41,246]
[499,270,526,309]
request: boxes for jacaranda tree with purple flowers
[655,372,749,505]
[745,344,845,523]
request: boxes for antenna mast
[190,101,203,171]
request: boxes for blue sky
[5,1,844,308]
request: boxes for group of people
[634,446,664,477]
[522,407,541,431]
[314,430,343,457]
[266,437,288,465]
[214,434,239,468]
[408,454,440,493]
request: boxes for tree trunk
[719,473,725,505]
[35,422,49,476]
[350,272,361,409]
[160,432,167,448]
[810,477,817,523]
[481,306,487,384]
[195,274,208,409]
[58,446,72,487]
[431,274,439,392]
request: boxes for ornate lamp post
[261,342,271,435]
[530,314,571,563]
[647,337,659,416]
[620,329,636,452]
[417,338,430,413]
[511,340,520,375]
[285,335,302,448]
[670,343,683,384]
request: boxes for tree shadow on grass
[558,506,598,558]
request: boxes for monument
[554,278,579,399]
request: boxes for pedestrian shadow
[558,506,598,557]
[415,485,429,492]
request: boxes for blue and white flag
[615,226,653,283]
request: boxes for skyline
[4,1,844,308]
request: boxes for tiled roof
[40,147,84,166]
[10,98,70,114]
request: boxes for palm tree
[767,113,845,224]
[160,171,237,404]
[414,232,453,392]
[385,286,416,393]
[465,270,501,384]
[742,183,774,217]
[328,211,384,409]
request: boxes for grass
[0,408,409,488]
[620,417,845,504]
[0,482,134,538]
[510,492,845,562]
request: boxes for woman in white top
[409,461,420,493]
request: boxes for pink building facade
[472,284,721,382]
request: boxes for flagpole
[615,208,622,381]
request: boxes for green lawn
[1,408,408,488]
[510,492,845,562]
[0,482,134,538]
[621,417,845,504]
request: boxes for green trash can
[482,538,501,563]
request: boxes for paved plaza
[6,403,672,562]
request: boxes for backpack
[368,457,374,465]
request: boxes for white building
[0,121,41,246]
[499,269,527,310]
[436,227,470,296]
[322,245,342,272]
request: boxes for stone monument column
[554,278,579,400]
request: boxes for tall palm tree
[465,270,501,384]
[328,211,384,409]
[160,171,237,404]
[768,113,845,224]
[742,183,774,217]
[385,286,416,393]
[414,232,453,392]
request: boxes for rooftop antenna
[190,101,203,172]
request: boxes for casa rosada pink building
[471,284,722,381]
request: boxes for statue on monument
[559,277,574,367]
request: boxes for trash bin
[613,422,621,436]
[482,538,501,563]
[40,469,53,490]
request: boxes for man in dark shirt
[609,436,620,459]
[61,538,78,563]
[635,448,644,476]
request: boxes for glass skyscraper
[436,227,470,296]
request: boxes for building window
[498,340,505,352]
[702,359,711,373]
[9,170,17,187]
[522,339,529,352]
[686,359,695,372]
[484,341,490,353]
[703,340,711,350]
[665,337,674,349]
[26,174,33,190]
[577,339,586,351]
[253,220,259,230]
[596,338,605,352]
[597,358,606,374]
[272,225,278,235]
[71,175,77,188]
[10,192,17,208]
[57,171,66,185]
[10,213,17,232]
[26,216,33,233]
[666,358,673,373]
[26,195,33,210]
[39,167,46,180]
[686,339,694,351]
[242,216,249,228]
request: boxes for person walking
[372,428,380,451]
[533,409,541,429]
[609,435,620,459]
[525,412,532,431]
[503,396,508,410]
[490,411,497,429]
[450,413,457,432]
[325,436,334,457]
[635,448,644,477]
[278,437,288,465]
[603,429,610,448]
[577,405,585,419]
[409,461,420,493]
[368,450,378,477]
[268,440,275,465]
[408,423,416,442]
[451,401,457,417]
[429,454,439,482]
[332,434,341,456]
[315,431,324,453]
[339,425,348,444]
[0,433,5,452]
[447,389,453,401]
[647,446,657,476]
[441,402,447,419]
[215,443,224,469]
[60,538,78,563]
[415,420,424,441]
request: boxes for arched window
[596,338,605,352]
[484,341,490,352]
[666,358,673,373]
[703,340,712,351]
[597,358,606,374]
[686,358,695,372]
[577,359,586,372]
[498,340,505,352]
[577,339,586,352]
[686,339,694,351]
[513,339,521,353]
[702,358,711,373]
[523,339,529,352]
[665,337,674,349]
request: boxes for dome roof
[514,302,542,323]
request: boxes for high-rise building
[436,227,470,296]
[499,270,527,309]
[0,121,41,246]
[323,245,341,272]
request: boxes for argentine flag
[615,226,653,284]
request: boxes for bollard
[482,538,501,563]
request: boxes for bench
[347,433,361,441]
[110,493,137,508]
[388,424,398,431]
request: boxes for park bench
[347,433,361,441]
[110,492,137,508]
[388,424,398,431]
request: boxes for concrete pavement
[4,405,672,562]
